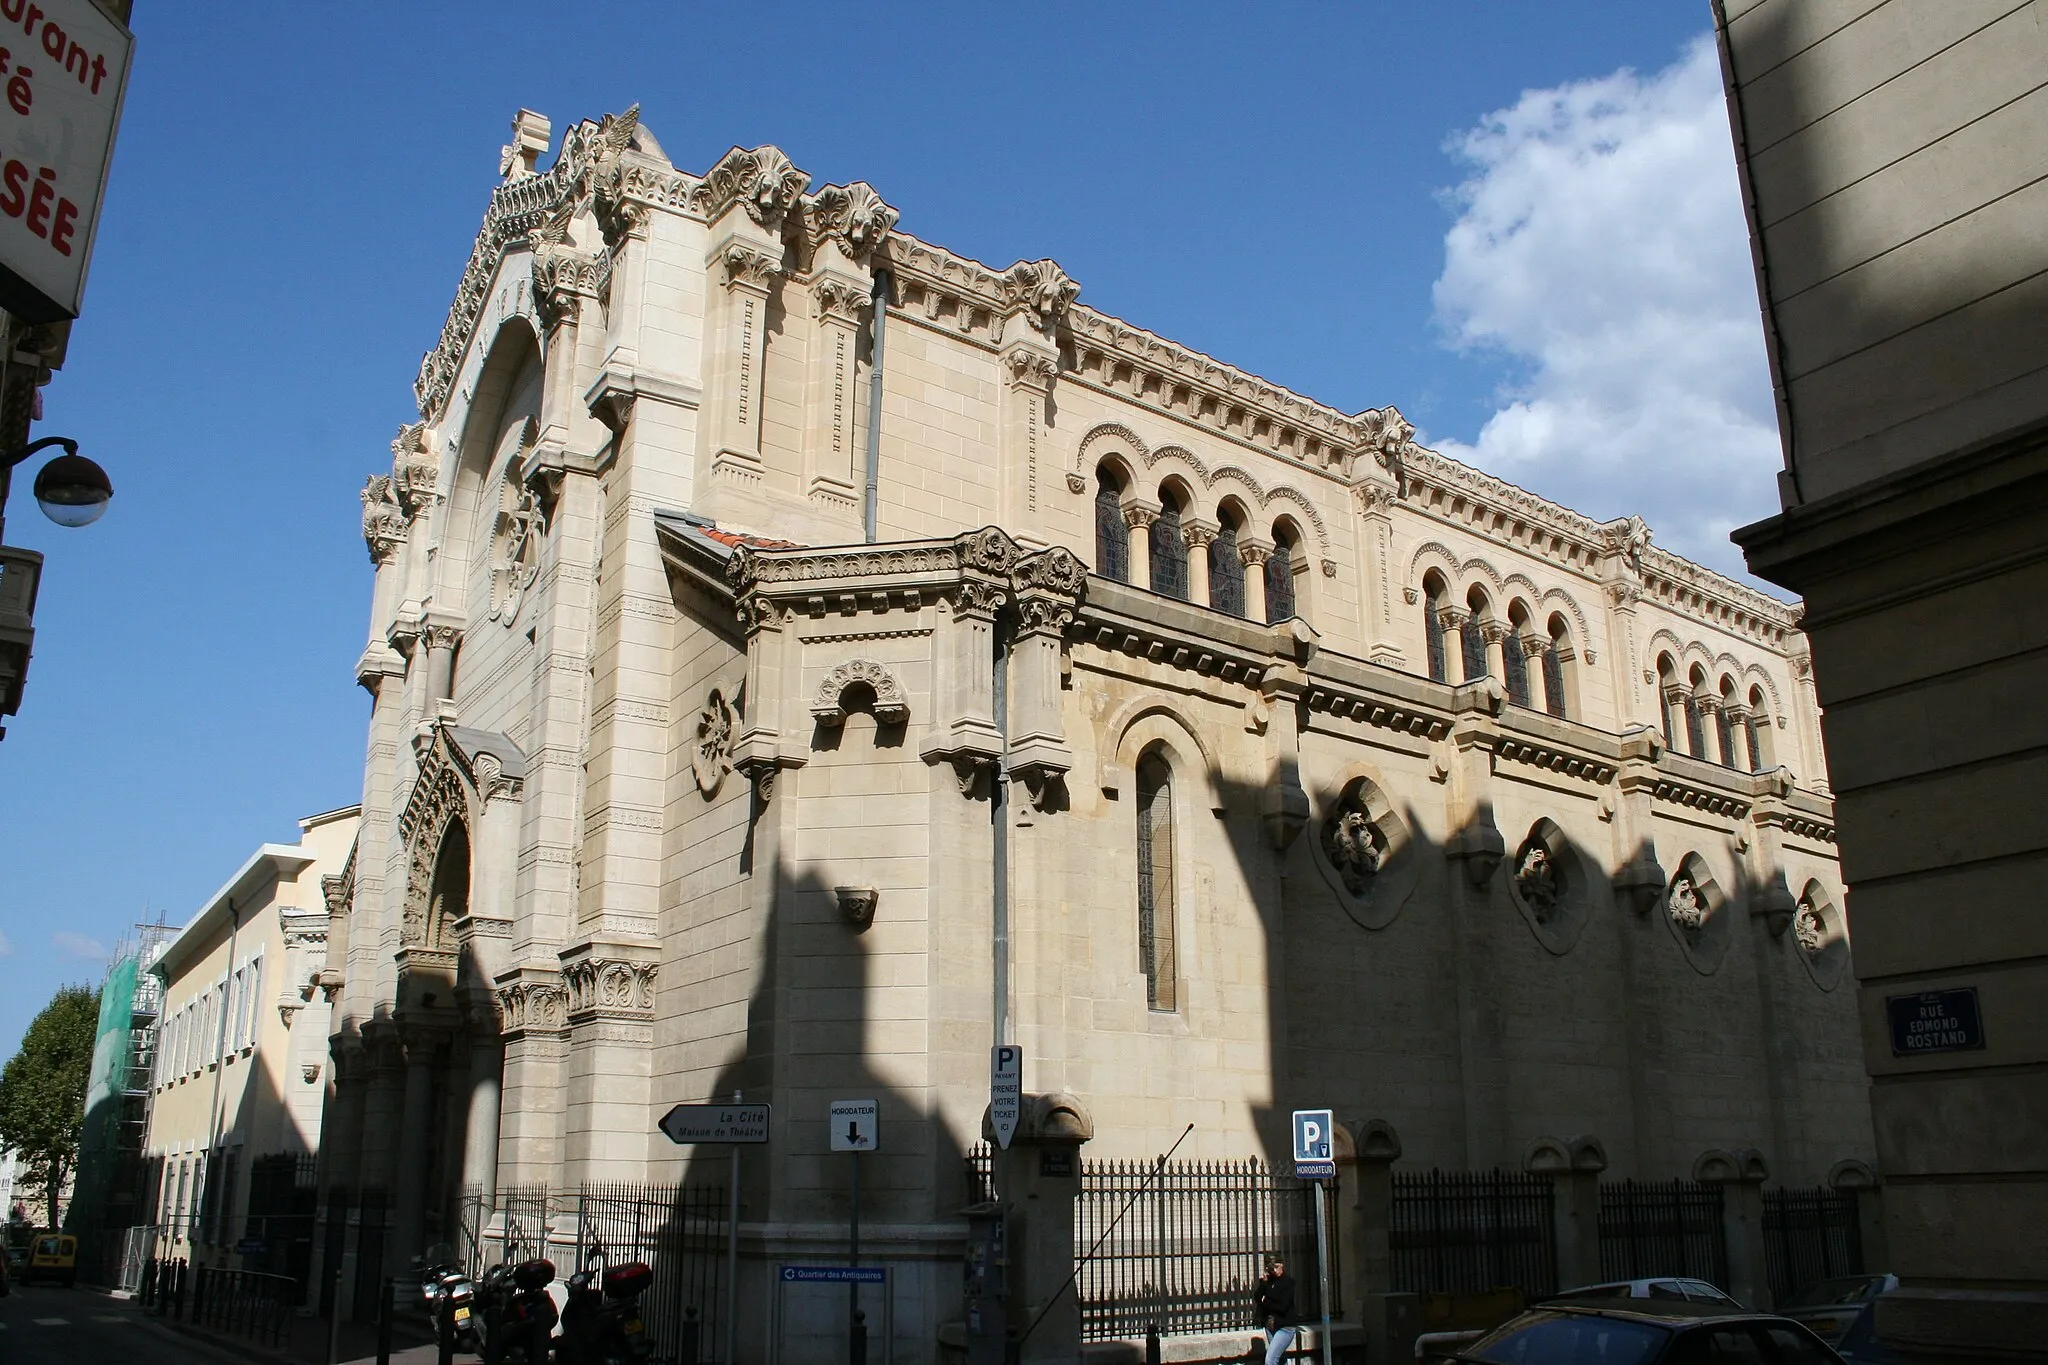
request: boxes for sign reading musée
[0,0,132,322]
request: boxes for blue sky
[0,2,1774,1053]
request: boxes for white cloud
[1430,36,1785,582]
[53,931,108,961]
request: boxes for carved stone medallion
[1667,874,1708,934]
[1308,775,1416,931]
[1321,800,1383,897]
[1514,843,1560,923]
[693,687,737,797]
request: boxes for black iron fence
[573,1181,730,1364]
[190,1264,298,1349]
[1762,1187,1862,1305]
[352,1188,391,1322]
[1600,1180,1728,1287]
[1391,1169,1559,1300]
[1073,1156,1336,1342]
[243,1152,317,1299]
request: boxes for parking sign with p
[1292,1108,1335,1180]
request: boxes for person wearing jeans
[1255,1256,1298,1365]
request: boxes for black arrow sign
[846,1122,866,1145]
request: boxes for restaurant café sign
[0,0,131,322]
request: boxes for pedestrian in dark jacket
[1254,1257,1298,1365]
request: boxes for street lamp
[6,436,114,528]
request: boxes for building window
[1266,527,1298,623]
[1544,616,1571,720]
[1151,492,1188,599]
[1209,515,1245,617]
[1095,467,1129,581]
[1135,753,1179,1012]
[1424,576,1449,683]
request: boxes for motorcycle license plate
[454,1306,471,1323]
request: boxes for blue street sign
[1293,1108,1336,1180]
[781,1264,886,1284]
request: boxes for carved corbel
[835,886,878,932]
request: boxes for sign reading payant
[990,1045,1023,1150]
[1292,1108,1335,1180]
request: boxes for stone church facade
[322,108,1869,1357]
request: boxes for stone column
[1353,477,1403,665]
[1786,652,1825,791]
[1121,498,1161,595]
[492,974,568,1189]
[1007,549,1083,807]
[989,1094,1093,1365]
[706,206,789,485]
[422,621,461,709]
[391,1028,444,1264]
[1482,620,1510,686]
[460,1035,503,1206]
[1661,683,1690,753]
[356,1023,406,1193]
[1240,535,1274,625]
[1609,728,1667,1175]
[1698,694,1729,767]
[1695,1149,1771,1309]
[1526,1135,1608,1291]
[1724,704,1755,772]
[800,183,893,526]
[1181,517,1218,608]
[1443,680,1508,1166]
[994,258,1077,539]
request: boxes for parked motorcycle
[555,1243,655,1365]
[417,1246,483,1358]
[480,1257,559,1365]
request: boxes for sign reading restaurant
[0,0,132,322]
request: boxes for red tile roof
[700,527,802,551]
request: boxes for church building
[324,107,1869,1360]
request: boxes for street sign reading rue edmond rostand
[659,1102,771,1145]
[1886,987,1986,1057]
[0,0,134,321]
[1292,1109,1335,1180]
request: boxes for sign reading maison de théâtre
[0,0,133,322]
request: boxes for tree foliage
[0,985,100,1228]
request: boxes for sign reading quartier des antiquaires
[0,0,133,321]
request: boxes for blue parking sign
[1292,1109,1335,1179]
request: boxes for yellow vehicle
[24,1233,77,1287]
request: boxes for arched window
[1503,601,1533,707]
[1716,677,1739,768]
[1135,752,1178,1012]
[1424,574,1450,683]
[1748,686,1776,771]
[1544,616,1571,720]
[1462,587,1491,683]
[1094,464,1129,581]
[1209,507,1245,617]
[1150,488,1188,599]
[1265,523,1299,623]
[1657,655,1680,747]
[427,819,471,949]
[1685,666,1708,759]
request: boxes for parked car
[20,1234,77,1287]
[1546,1278,1742,1308]
[1449,1300,1843,1364]
[1774,1275,1895,1349]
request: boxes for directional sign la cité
[659,1102,771,1145]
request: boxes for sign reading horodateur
[0,0,133,321]
[1886,987,1986,1057]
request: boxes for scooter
[480,1257,558,1365]
[555,1243,655,1364]
[418,1251,482,1357]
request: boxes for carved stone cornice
[693,144,809,229]
[997,258,1079,333]
[804,181,897,262]
[360,475,408,564]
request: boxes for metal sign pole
[727,1090,743,1365]
[850,1150,862,1365]
[1313,1180,1333,1365]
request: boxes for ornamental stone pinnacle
[694,144,810,229]
[806,181,898,261]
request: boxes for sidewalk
[114,1286,442,1365]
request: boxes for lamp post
[0,434,115,741]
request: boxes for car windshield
[1462,1311,1670,1364]
[1779,1276,1879,1310]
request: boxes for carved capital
[805,181,898,261]
[1606,579,1642,611]
[562,955,659,1020]
[495,979,569,1037]
[1120,497,1161,531]
[1003,347,1059,393]
[361,475,408,564]
[1181,516,1220,550]
[1239,535,1275,569]
[1353,478,1398,516]
[390,423,438,515]
[811,275,871,326]
[722,241,783,292]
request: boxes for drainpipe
[992,621,1011,1047]
[862,270,890,543]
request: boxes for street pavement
[0,1280,451,1364]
